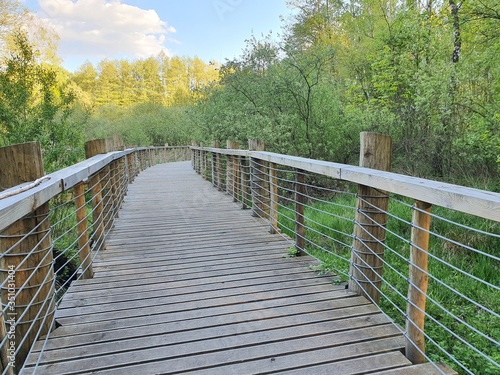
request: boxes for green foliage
[278,192,500,375]
[193,0,500,184]
[0,31,83,171]
[83,102,195,147]
[71,55,219,109]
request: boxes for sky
[22,0,292,72]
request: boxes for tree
[0,31,83,170]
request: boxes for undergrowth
[277,193,500,375]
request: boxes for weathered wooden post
[241,154,251,210]
[248,140,270,220]
[85,139,107,251]
[349,132,392,304]
[200,143,208,179]
[126,151,137,182]
[74,183,93,279]
[198,143,204,177]
[148,147,154,167]
[211,142,220,188]
[269,162,279,234]
[191,142,196,169]
[109,135,125,218]
[141,149,147,171]
[406,200,432,364]
[0,303,13,374]
[0,142,55,370]
[226,141,240,201]
[233,149,241,203]
[295,170,307,254]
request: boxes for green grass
[277,193,500,375]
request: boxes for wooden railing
[191,133,500,375]
[0,140,190,373]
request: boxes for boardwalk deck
[21,162,454,374]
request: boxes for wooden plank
[61,270,332,303]
[370,362,458,375]
[269,352,412,375]
[58,272,334,310]
[68,262,319,293]
[56,275,337,315]
[54,294,370,337]
[46,297,375,345]
[54,284,350,322]
[22,327,404,374]
[29,314,392,365]
[31,304,380,353]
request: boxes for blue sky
[22,0,292,72]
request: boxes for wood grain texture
[20,162,455,375]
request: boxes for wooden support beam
[269,162,279,234]
[349,132,392,304]
[248,140,270,220]
[85,139,107,252]
[406,200,432,364]
[74,183,93,279]
[0,142,55,370]
[226,141,240,201]
[295,169,306,255]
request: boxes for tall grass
[277,192,500,375]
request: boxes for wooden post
[269,162,279,234]
[215,147,222,191]
[233,151,241,203]
[0,303,14,375]
[248,140,270,220]
[74,183,93,279]
[226,141,240,201]
[110,135,125,214]
[241,155,251,209]
[191,142,196,169]
[211,142,220,188]
[85,139,107,252]
[349,132,392,304]
[295,170,307,254]
[406,200,432,364]
[149,148,154,167]
[126,152,136,182]
[198,149,203,175]
[203,149,208,179]
[0,142,55,370]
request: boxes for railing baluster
[295,169,306,254]
[406,200,432,364]
[249,139,270,220]
[74,183,93,279]
[349,132,392,304]
[226,141,240,201]
[241,155,251,209]
[0,142,55,370]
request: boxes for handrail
[0,151,130,232]
[191,138,499,375]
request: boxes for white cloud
[37,0,176,61]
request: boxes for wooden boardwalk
[22,162,454,374]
